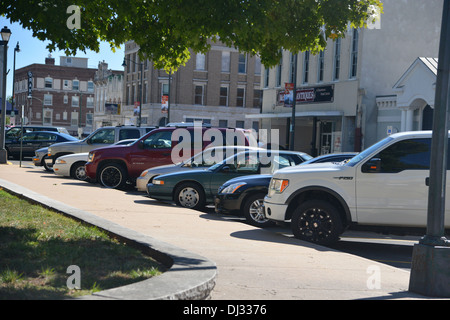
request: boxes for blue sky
[1,17,125,99]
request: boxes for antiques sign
[278,85,334,106]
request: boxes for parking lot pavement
[0,162,431,300]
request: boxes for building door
[422,105,433,130]
[320,122,333,154]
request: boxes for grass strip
[0,189,164,299]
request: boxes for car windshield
[346,136,394,167]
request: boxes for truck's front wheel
[291,200,343,246]
[99,163,127,189]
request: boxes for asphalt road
[10,158,421,272]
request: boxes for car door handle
[425,177,429,186]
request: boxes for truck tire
[291,200,343,246]
[174,182,206,210]
[99,163,127,189]
[243,193,274,228]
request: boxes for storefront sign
[278,85,334,106]
[105,103,120,115]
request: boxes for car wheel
[99,163,127,189]
[243,193,274,228]
[70,161,88,181]
[42,155,53,172]
[174,182,206,210]
[291,200,343,246]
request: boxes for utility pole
[409,0,450,297]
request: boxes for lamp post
[122,57,143,127]
[0,26,12,164]
[12,42,19,126]
[289,53,298,151]
[27,96,45,126]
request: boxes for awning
[245,111,344,119]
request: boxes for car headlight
[269,178,289,193]
[55,159,67,164]
[87,152,95,162]
[220,182,247,194]
[153,179,164,185]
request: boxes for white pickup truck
[264,131,450,245]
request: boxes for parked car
[32,147,52,171]
[215,152,357,227]
[47,125,155,164]
[136,145,264,192]
[147,150,312,210]
[53,139,138,180]
[5,126,70,143]
[6,131,78,159]
[85,126,250,189]
[264,131,450,245]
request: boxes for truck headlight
[220,182,247,194]
[269,178,289,193]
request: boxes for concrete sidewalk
[0,162,433,300]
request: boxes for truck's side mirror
[138,140,144,149]
[362,158,381,173]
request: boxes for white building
[93,61,124,129]
[252,0,443,155]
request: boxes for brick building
[123,41,262,129]
[14,56,97,136]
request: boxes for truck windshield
[346,136,394,167]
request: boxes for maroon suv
[85,126,250,189]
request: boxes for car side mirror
[221,165,230,173]
[86,138,92,145]
[137,140,144,149]
[362,158,381,173]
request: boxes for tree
[1,0,382,72]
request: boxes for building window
[86,97,94,108]
[194,85,204,105]
[86,113,93,127]
[43,109,52,125]
[255,56,261,75]
[236,88,245,107]
[219,86,228,107]
[264,68,269,88]
[350,29,359,78]
[221,51,230,72]
[87,81,94,92]
[318,50,325,82]
[253,89,262,108]
[219,120,228,128]
[276,55,282,87]
[333,38,341,81]
[71,112,78,126]
[43,94,53,106]
[73,80,79,91]
[72,96,79,108]
[196,53,206,71]
[290,53,296,84]
[303,51,310,84]
[44,77,53,89]
[63,80,70,90]
[238,53,247,74]
[64,95,68,104]
[236,120,245,128]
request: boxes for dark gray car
[7,131,78,159]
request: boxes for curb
[0,179,217,300]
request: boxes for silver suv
[47,125,155,163]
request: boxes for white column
[405,109,414,131]
[401,109,407,132]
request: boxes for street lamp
[0,26,12,164]
[122,57,143,127]
[12,42,20,125]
